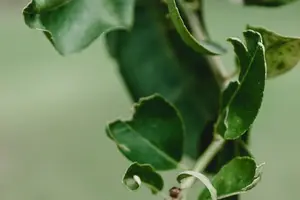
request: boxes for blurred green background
[1,0,300,199]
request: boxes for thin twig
[164,1,230,199]
[176,2,228,199]
[178,0,229,88]
[180,134,225,200]
[158,191,171,200]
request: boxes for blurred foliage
[1,1,300,200]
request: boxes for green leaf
[214,162,263,200]
[199,157,259,200]
[166,0,226,55]
[23,0,135,55]
[216,30,266,140]
[106,1,220,160]
[243,0,298,6]
[247,25,300,78]
[178,171,217,200]
[123,163,164,194]
[106,94,184,170]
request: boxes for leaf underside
[23,0,135,55]
[166,0,226,55]
[123,163,163,193]
[178,171,217,200]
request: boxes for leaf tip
[243,29,263,43]
[122,163,164,193]
[226,37,242,45]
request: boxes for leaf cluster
[22,0,300,199]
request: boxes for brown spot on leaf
[276,62,285,70]
[291,44,296,49]
[286,47,292,52]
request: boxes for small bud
[169,187,181,199]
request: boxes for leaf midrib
[221,40,262,139]
[225,41,260,111]
[121,122,180,168]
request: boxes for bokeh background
[1,0,300,199]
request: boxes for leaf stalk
[180,134,225,199]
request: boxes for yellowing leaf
[248,25,300,78]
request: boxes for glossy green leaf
[123,163,164,194]
[106,94,184,170]
[178,171,217,200]
[106,1,220,160]
[216,30,266,140]
[166,0,226,55]
[199,157,259,200]
[243,0,298,6]
[23,0,135,55]
[248,25,300,78]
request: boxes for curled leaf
[166,0,226,55]
[177,171,217,200]
[23,0,135,55]
[123,163,164,194]
[124,175,141,191]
